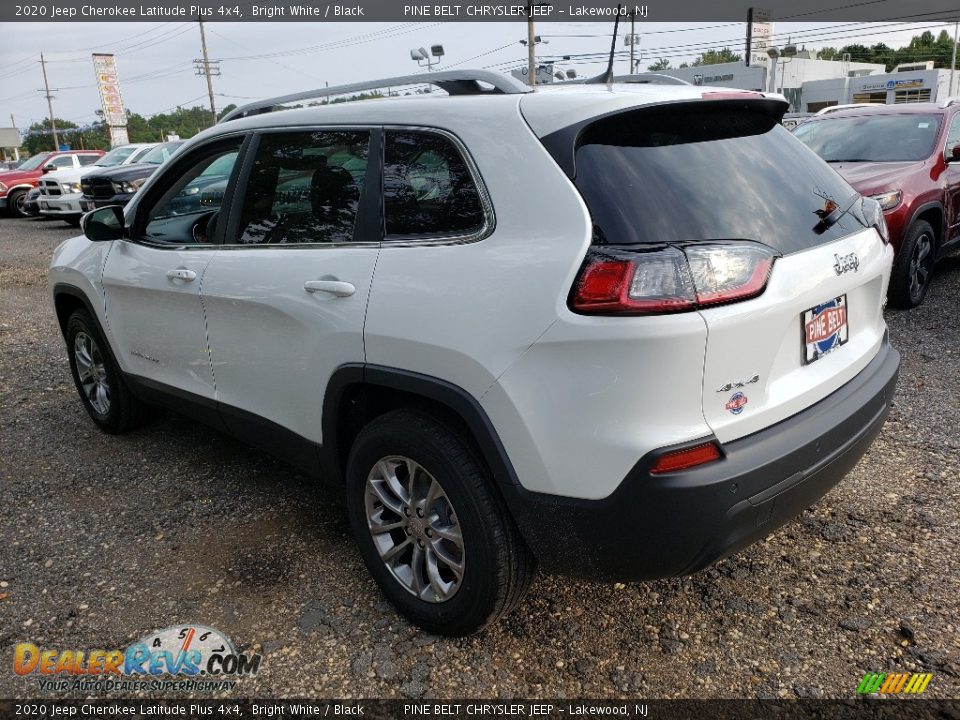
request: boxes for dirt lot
[0,216,958,699]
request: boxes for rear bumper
[0,197,7,209]
[504,337,900,581]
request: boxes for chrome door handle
[304,280,356,297]
[166,268,197,282]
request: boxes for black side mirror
[82,206,126,242]
[949,144,960,163]
[42,164,57,173]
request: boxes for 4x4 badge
[716,374,759,393]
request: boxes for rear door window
[234,130,370,245]
[571,104,866,254]
[383,130,486,239]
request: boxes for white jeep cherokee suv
[49,71,900,635]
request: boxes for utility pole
[39,53,59,150]
[526,0,536,85]
[198,21,217,124]
[629,11,635,74]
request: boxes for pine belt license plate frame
[802,294,849,364]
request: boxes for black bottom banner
[2,699,959,720]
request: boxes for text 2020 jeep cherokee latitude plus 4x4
[49,71,900,635]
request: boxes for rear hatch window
[570,103,866,254]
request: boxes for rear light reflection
[649,442,723,474]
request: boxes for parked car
[0,149,104,217]
[782,112,814,130]
[793,99,960,307]
[50,71,899,635]
[38,143,157,226]
[79,141,184,211]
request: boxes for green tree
[647,58,671,71]
[817,46,839,61]
[692,48,742,66]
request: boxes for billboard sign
[746,7,773,68]
[92,53,129,147]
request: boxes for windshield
[16,153,52,171]
[140,141,184,165]
[96,146,139,167]
[793,113,941,162]
[571,104,865,255]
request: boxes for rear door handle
[166,268,197,282]
[304,280,356,297]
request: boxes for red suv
[0,149,104,218]
[794,100,960,307]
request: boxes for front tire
[889,220,936,308]
[65,309,150,434]
[7,188,29,218]
[346,410,535,636]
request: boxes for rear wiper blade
[814,192,860,230]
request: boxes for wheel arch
[52,283,103,340]
[322,364,522,498]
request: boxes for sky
[1,19,956,129]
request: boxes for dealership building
[660,56,956,112]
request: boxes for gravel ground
[0,216,958,700]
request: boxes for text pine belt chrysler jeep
[49,71,900,635]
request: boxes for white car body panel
[700,229,893,443]
[100,241,217,399]
[364,104,592,400]
[201,247,379,443]
[481,312,712,499]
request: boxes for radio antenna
[585,4,623,84]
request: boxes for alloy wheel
[74,331,111,415]
[365,455,465,602]
[908,232,933,301]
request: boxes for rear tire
[65,216,81,228]
[345,409,535,636]
[6,188,29,218]
[65,309,151,434]
[889,219,935,308]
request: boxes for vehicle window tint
[78,155,101,166]
[143,147,240,245]
[383,131,484,237]
[793,114,941,162]
[235,130,369,245]
[572,104,865,255]
[50,156,75,168]
[945,114,960,154]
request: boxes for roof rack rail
[613,73,691,86]
[219,70,532,123]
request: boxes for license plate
[81,200,94,211]
[40,202,49,210]
[803,295,848,364]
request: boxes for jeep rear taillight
[570,243,777,315]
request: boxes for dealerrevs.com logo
[13,625,262,693]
